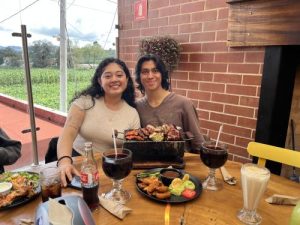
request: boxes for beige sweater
[73,96,140,154]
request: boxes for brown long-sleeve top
[136,93,204,153]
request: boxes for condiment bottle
[80,142,99,211]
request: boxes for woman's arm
[57,104,85,186]
[0,128,21,165]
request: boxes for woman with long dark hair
[58,58,140,186]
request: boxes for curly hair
[72,57,136,108]
[135,54,170,94]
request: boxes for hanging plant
[138,36,181,72]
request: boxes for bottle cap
[84,142,93,149]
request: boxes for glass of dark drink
[200,140,228,191]
[40,167,62,202]
[102,148,132,204]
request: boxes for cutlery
[220,166,237,185]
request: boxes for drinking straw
[215,124,223,148]
[112,128,118,157]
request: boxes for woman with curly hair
[58,58,140,186]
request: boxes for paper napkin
[99,195,132,219]
[265,194,300,205]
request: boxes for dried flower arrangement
[138,36,181,72]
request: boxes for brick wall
[118,0,266,163]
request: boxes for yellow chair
[247,141,300,168]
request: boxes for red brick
[215,53,244,63]
[140,27,159,36]
[177,80,199,90]
[132,20,149,29]
[208,131,235,144]
[214,73,242,84]
[150,17,168,27]
[199,110,209,120]
[121,53,133,61]
[189,72,213,81]
[173,88,187,96]
[169,14,191,25]
[119,38,132,46]
[199,82,225,93]
[218,8,229,19]
[236,137,253,148]
[202,42,228,52]
[201,119,223,131]
[228,64,260,74]
[172,71,188,80]
[190,32,216,42]
[171,34,189,43]
[180,54,189,62]
[148,9,159,18]
[205,0,228,10]
[122,22,133,30]
[158,25,178,35]
[149,0,170,9]
[123,29,140,38]
[240,96,259,108]
[210,112,237,124]
[238,117,257,129]
[226,84,257,96]
[181,2,205,13]
[159,6,180,17]
[229,144,249,158]
[191,10,218,22]
[179,23,202,34]
[201,63,227,72]
[181,43,202,52]
[216,30,228,41]
[212,93,239,104]
[245,52,265,63]
[170,0,191,5]
[177,62,200,71]
[190,53,214,62]
[224,124,252,139]
[198,101,224,112]
[125,45,138,53]
[225,105,254,118]
[203,20,228,31]
[242,75,262,85]
[233,155,252,164]
[187,91,211,101]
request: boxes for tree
[29,40,58,68]
[0,47,22,67]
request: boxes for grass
[0,68,94,110]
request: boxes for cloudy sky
[0,0,118,49]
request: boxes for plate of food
[135,168,202,203]
[0,171,40,210]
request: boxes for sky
[0,0,118,49]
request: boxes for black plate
[135,168,202,203]
[0,171,41,210]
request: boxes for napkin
[48,198,73,225]
[99,195,132,219]
[265,194,300,205]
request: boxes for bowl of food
[0,182,12,196]
[160,168,183,186]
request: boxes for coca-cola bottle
[80,142,99,211]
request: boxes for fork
[179,204,187,225]
[220,166,237,185]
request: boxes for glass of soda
[200,140,228,191]
[102,148,132,204]
[40,167,62,202]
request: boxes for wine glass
[102,148,133,204]
[200,140,228,191]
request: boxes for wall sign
[134,0,147,21]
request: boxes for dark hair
[72,57,136,108]
[135,54,170,94]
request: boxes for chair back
[247,141,300,168]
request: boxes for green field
[0,68,94,110]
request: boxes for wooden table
[0,153,299,225]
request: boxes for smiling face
[98,63,128,97]
[140,60,163,93]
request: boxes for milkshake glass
[237,163,270,225]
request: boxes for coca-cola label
[81,171,99,185]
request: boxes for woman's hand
[58,159,81,187]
